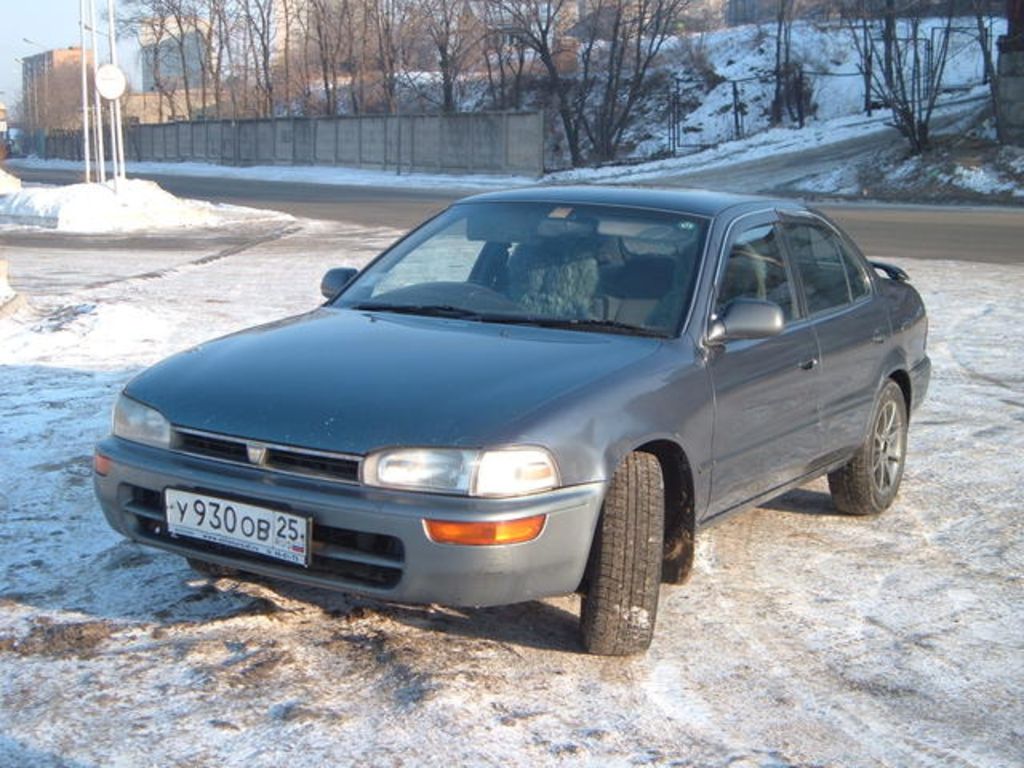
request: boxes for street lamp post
[104,0,126,186]
[80,0,126,187]
[87,0,107,183]
[79,0,92,181]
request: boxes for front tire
[828,379,908,516]
[580,452,664,656]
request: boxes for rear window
[784,223,870,314]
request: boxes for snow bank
[949,165,1018,195]
[0,168,22,195]
[0,259,14,302]
[0,178,293,233]
[0,259,24,318]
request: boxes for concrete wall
[45,112,545,175]
[109,113,545,176]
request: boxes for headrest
[604,257,676,299]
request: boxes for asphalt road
[3,165,459,230]
[3,163,1022,265]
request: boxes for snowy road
[1,220,1022,767]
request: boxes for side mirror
[320,267,358,300]
[707,299,784,344]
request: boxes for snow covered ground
[0,169,22,196]
[1,219,1021,766]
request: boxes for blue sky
[2,0,139,114]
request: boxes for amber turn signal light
[424,515,546,546]
[94,453,112,476]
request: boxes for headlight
[363,447,559,497]
[112,393,172,448]
[474,449,560,497]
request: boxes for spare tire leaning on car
[580,452,665,655]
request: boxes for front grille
[178,432,249,462]
[174,428,361,485]
[265,448,360,483]
[125,484,404,589]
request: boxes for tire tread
[581,452,664,655]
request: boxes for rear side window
[784,223,870,314]
[716,224,796,321]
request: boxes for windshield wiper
[487,316,665,337]
[350,303,664,337]
[349,303,487,320]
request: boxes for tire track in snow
[81,224,303,291]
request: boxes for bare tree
[972,0,1003,142]
[370,0,418,113]
[306,0,344,114]
[770,0,795,125]
[493,0,582,164]
[167,3,197,117]
[844,0,958,153]
[200,0,228,116]
[124,0,222,119]
[420,0,480,112]
[241,0,276,115]
[480,9,530,110]
[576,0,689,161]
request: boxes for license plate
[165,489,311,567]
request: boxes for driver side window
[372,218,482,296]
[716,224,795,321]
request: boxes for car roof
[457,185,790,218]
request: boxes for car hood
[126,308,663,455]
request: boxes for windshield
[335,201,710,337]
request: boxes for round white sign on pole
[95,64,127,100]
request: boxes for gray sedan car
[94,187,930,654]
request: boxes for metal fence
[45,111,546,177]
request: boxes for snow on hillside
[639,17,1005,157]
[0,178,293,233]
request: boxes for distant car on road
[94,187,930,654]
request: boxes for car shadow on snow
[6,539,583,656]
[249,576,585,654]
[761,485,844,516]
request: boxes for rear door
[706,212,823,517]
[779,214,890,458]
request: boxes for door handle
[798,358,818,371]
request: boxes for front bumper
[94,437,605,607]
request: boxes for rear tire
[580,452,664,656]
[186,556,239,578]
[828,379,908,516]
